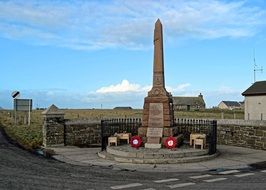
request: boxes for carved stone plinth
[140,96,174,147]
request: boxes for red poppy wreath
[130,136,142,148]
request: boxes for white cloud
[96,80,191,95]
[173,83,191,92]
[96,80,142,94]
[0,0,265,50]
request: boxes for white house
[217,101,242,110]
[242,81,266,120]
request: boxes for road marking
[168,182,195,189]
[219,170,240,175]
[261,170,266,173]
[154,178,179,183]
[110,183,142,189]
[234,173,255,178]
[190,174,212,179]
[141,188,156,190]
[204,178,227,183]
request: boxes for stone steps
[97,145,219,164]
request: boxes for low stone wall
[217,119,266,150]
[43,116,65,147]
[42,105,266,150]
[65,120,101,146]
[43,119,101,147]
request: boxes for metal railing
[174,118,217,155]
[101,118,141,150]
[101,118,217,155]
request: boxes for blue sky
[1,0,266,109]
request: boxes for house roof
[173,96,205,106]
[242,81,266,96]
[113,106,133,110]
[221,101,241,107]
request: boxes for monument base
[145,143,162,149]
[138,126,179,138]
[142,96,174,129]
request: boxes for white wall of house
[218,102,228,109]
[245,96,266,120]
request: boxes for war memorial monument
[139,19,175,149]
[95,19,217,163]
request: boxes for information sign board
[14,99,32,112]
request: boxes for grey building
[173,93,206,111]
[242,81,266,120]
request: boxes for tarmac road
[0,128,266,190]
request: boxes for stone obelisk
[138,19,174,148]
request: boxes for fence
[101,118,141,150]
[101,118,217,155]
[175,118,217,155]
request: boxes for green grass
[174,109,244,119]
[0,110,43,150]
[0,108,244,150]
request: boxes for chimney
[198,93,203,99]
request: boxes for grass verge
[0,110,43,150]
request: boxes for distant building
[239,101,245,109]
[217,101,242,110]
[242,81,266,120]
[173,93,206,111]
[113,107,133,110]
[36,107,46,110]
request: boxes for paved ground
[0,129,155,190]
[1,128,266,190]
[51,144,266,172]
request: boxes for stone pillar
[138,19,174,148]
[42,104,65,147]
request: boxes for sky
[1,0,266,109]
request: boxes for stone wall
[217,119,266,150]
[43,116,65,147]
[43,118,266,150]
[42,105,102,147]
[43,119,101,147]
[42,105,266,150]
[65,120,101,146]
[42,104,65,147]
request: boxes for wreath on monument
[130,136,142,148]
[164,136,177,149]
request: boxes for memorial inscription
[146,128,163,137]
[148,103,164,128]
